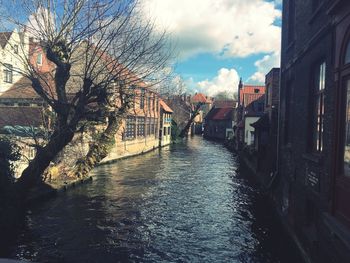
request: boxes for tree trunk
[73,114,125,178]
[16,127,76,192]
[179,103,202,138]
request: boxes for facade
[0,29,29,94]
[102,87,160,163]
[277,1,350,262]
[204,107,235,140]
[191,93,213,134]
[164,95,194,136]
[0,34,165,177]
[252,68,280,180]
[159,99,173,147]
[235,81,265,149]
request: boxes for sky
[140,0,283,96]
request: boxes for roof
[250,113,270,129]
[213,100,237,108]
[205,107,233,121]
[244,96,265,117]
[0,77,40,99]
[192,93,211,104]
[0,32,12,49]
[240,85,265,106]
[243,93,265,107]
[0,76,56,100]
[159,99,173,113]
[0,106,45,129]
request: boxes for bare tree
[0,0,172,190]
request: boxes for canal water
[5,136,302,263]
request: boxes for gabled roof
[213,108,233,120]
[0,76,56,100]
[0,32,12,49]
[205,107,233,121]
[192,93,211,103]
[159,99,173,113]
[251,113,269,129]
[244,95,265,117]
[0,77,40,99]
[240,85,265,106]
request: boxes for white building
[0,29,29,94]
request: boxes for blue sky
[142,0,283,96]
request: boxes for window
[3,64,13,83]
[18,102,30,107]
[168,126,171,135]
[125,116,136,139]
[163,127,167,136]
[13,45,18,54]
[137,117,145,137]
[140,89,145,109]
[312,62,326,152]
[148,96,151,112]
[254,89,259,93]
[344,79,350,176]
[152,95,155,111]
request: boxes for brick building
[277,1,350,262]
[0,32,163,177]
[251,68,280,184]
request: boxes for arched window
[345,40,350,64]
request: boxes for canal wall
[234,147,312,263]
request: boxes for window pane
[313,62,325,152]
[344,80,350,176]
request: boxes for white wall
[0,29,29,94]
[244,117,260,146]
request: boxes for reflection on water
[7,136,301,263]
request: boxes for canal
[5,136,302,263]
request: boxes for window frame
[311,61,326,153]
[3,63,13,83]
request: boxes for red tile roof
[160,99,173,113]
[192,93,211,103]
[240,85,265,106]
[213,108,233,120]
[205,107,233,121]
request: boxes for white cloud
[249,51,280,83]
[195,68,240,96]
[141,0,281,59]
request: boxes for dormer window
[254,89,259,93]
[13,45,18,54]
[37,53,43,65]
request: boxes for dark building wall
[204,119,231,140]
[278,1,350,263]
